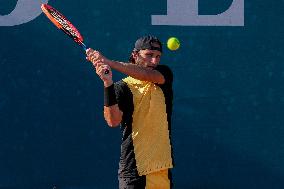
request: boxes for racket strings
[49,9,81,40]
[41,4,85,48]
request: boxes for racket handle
[81,42,87,51]
[81,42,109,74]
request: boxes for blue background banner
[0,0,283,188]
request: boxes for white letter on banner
[152,0,244,26]
[0,0,49,26]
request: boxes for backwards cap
[134,35,163,53]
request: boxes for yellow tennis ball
[167,37,180,51]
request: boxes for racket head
[41,4,84,46]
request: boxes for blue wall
[0,0,284,188]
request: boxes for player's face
[135,49,162,69]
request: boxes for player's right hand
[95,62,113,87]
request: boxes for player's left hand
[86,48,111,66]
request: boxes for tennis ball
[167,37,180,51]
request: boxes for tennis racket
[41,4,109,74]
[41,4,87,50]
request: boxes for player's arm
[104,100,123,128]
[86,49,165,84]
[91,58,122,127]
[103,80,123,128]
[108,61,165,84]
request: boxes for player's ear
[130,51,139,64]
[132,51,138,59]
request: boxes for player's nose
[151,57,159,64]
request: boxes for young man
[86,35,174,189]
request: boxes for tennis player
[86,35,174,189]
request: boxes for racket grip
[81,41,109,74]
[81,42,87,51]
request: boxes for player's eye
[145,53,153,58]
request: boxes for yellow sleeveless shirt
[122,76,173,175]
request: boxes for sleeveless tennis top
[114,65,174,177]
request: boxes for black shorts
[118,175,146,189]
[118,169,172,189]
